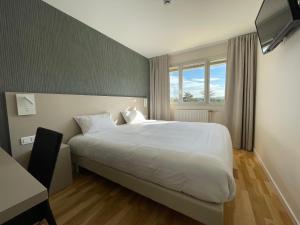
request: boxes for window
[169,59,226,105]
[169,67,179,103]
[209,62,226,104]
[182,64,205,103]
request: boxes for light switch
[20,135,35,145]
[144,98,148,108]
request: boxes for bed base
[72,154,224,225]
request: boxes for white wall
[169,41,228,124]
[255,29,300,224]
[169,41,227,66]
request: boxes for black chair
[4,127,63,225]
[28,127,63,191]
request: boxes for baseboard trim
[254,148,299,225]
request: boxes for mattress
[69,120,235,203]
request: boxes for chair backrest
[28,127,63,190]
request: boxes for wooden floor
[46,150,294,225]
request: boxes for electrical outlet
[20,135,35,145]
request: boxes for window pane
[169,69,179,103]
[209,62,226,104]
[182,65,205,103]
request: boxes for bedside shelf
[50,144,73,195]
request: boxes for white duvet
[69,120,236,203]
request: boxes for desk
[0,147,48,224]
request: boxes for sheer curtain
[225,33,257,151]
[149,55,170,120]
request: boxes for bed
[69,120,235,225]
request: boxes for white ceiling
[42,0,263,58]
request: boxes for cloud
[210,84,225,97]
[170,75,179,85]
[191,78,205,82]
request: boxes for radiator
[174,109,210,122]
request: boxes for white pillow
[74,112,115,135]
[121,110,146,124]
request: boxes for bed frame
[5,92,224,225]
[72,154,224,225]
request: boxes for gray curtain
[225,33,257,151]
[149,55,170,120]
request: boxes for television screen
[256,0,293,54]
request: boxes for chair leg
[43,201,57,225]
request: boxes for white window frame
[170,58,227,106]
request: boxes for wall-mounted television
[255,0,300,54]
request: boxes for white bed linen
[69,120,235,203]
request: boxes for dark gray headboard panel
[0,0,150,152]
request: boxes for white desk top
[0,147,48,224]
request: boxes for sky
[170,63,226,100]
